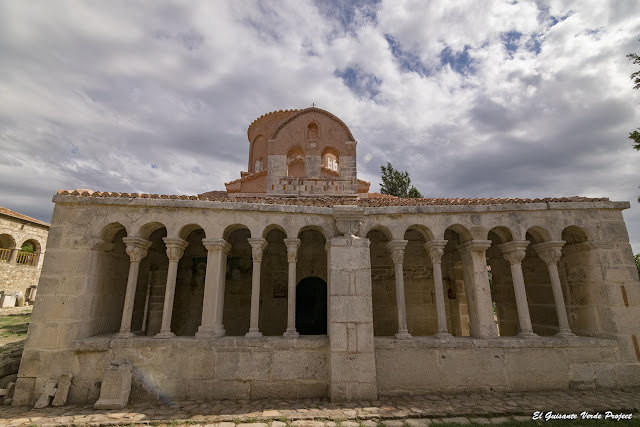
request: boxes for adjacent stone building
[13,107,640,407]
[0,206,49,297]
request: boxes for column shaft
[548,262,573,335]
[116,237,151,338]
[499,241,536,338]
[156,237,188,339]
[533,241,574,337]
[246,238,267,338]
[425,240,450,337]
[388,240,411,339]
[284,238,300,338]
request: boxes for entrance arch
[295,277,327,335]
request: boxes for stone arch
[296,224,329,240]
[223,224,252,241]
[322,146,340,174]
[526,226,552,244]
[179,223,207,240]
[19,238,41,254]
[99,222,127,243]
[561,225,591,244]
[404,224,434,242]
[262,224,288,239]
[487,226,514,244]
[0,233,16,249]
[250,134,267,173]
[366,225,393,241]
[135,221,167,240]
[287,146,305,177]
[444,224,473,244]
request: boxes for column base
[195,325,225,339]
[155,331,175,339]
[434,332,452,339]
[556,330,576,338]
[517,331,539,339]
[394,330,412,340]
[245,329,263,339]
[114,331,134,339]
[283,329,299,339]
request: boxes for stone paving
[0,388,638,426]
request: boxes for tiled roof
[0,206,50,227]
[56,189,609,207]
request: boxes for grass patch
[0,313,30,340]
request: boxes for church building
[13,107,640,407]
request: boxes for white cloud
[0,0,639,252]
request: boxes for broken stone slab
[52,373,72,406]
[34,381,57,409]
[94,361,132,410]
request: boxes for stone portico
[13,108,640,406]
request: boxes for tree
[635,254,640,280]
[20,242,34,253]
[628,53,640,151]
[380,162,422,198]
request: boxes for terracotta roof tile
[56,189,610,207]
[0,206,50,227]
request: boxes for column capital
[163,237,188,262]
[122,237,152,262]
[284,238,301,262]
[457,240,492,254]
[532,241,565,265]
[498,240,529,265]
[424,240,447,263]
[202,238,231,253]
[247,237,267,262]
[386,240,408,264]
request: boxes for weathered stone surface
[94,361,131,410]
[51,373,72,406]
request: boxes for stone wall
[375,337,622,394]
[0,215,48,295]
[69,337,329,403]
[0,263,42,295]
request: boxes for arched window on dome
[287,147,305,177]
[254,158,264,172]
[322,147,339,175]
[307,122,319,139]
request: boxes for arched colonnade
[94,213,596,340]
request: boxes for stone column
[533,241,575,337]
[8,247,18,264]
[196,238,231,338]
[387,240,411,339]
[424,240,451,338]
[116,237,152,338]
[283,238,301,338]
[498,241,537,338]
[246,238,267,338]
[155,237,188,339]
[457,240,498,338]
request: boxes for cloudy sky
[1,0,640,252]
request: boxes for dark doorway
[296,277,327,335]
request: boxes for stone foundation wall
[0,263,41,295]
[68,337,329,404]
[375,337,624,395]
